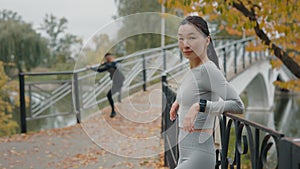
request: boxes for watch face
[200,99,206,104]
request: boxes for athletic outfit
[175,60,244,169]
[93,61,125,117]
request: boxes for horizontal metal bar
[26,111,74,121]
[216,37,254,50]
[21,71,75,76]
[225,113,284,138]
[26,79,72,85]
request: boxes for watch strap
[199,99,207,112]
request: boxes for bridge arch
[229,59,293,111]
[245,73,270,108]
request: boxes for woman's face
[105,55,114,62]
[177,23,209,60]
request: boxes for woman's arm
[183,65,244,132]
[88,63,108,73]
[169,100,179,121]
[203,67,245,115]
[95,63,108,72]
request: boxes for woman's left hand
[183,103,200,133]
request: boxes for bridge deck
[0,83,165,169]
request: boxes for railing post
[235,120,241,169]
[179,50,183,62]
[259,51,262,60]
[242,42,245,69]
[220,115,228,169]
[161,72,167,133]
[255,51,258,61]
[73,72,81,123]
[28,84,32,118]
[249,51,252,65]
[163,49,166,70]
[234,43,237,74]
[142,54,147,91]
[161,72,178,169]
[161,72,168,166]
[19,72,27,133]
[254,129,260,169]
[223,47,227,78]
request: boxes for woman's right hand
[169,100,179,121]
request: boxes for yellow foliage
[0,61,19,137]
[270,58,283,69]
[160,0,300,92]
[274,79,300,92]
[0,64,9,88]
[160,0,300,64]
[293,56,300,64]
[225,27,243,36]
[245,41,266,52]
[0,111,18,136]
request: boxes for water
[245,91,300,138]
[273,91,300,137]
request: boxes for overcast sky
[0,0,117,42]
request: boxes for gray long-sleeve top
[176,60,245,129]
[91,61,125,83]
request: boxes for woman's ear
[206,36,211,46]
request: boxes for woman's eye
[178,38,184,41]
[188,37,196,40]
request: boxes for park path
[0,84,167,169]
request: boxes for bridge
[18,37,300,168]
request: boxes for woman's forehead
[178,24,200,35]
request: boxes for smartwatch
[199,99,207,112]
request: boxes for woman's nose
[182,40,190,47]
[183,40,190,48]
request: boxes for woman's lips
[183,51,193,54]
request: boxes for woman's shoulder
[193,61,224,79]
[193,60,218,72]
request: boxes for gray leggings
[175,129,216,169]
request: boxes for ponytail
[207,38,220,69]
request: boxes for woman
[88,53,125,118]
[169,16,245,168]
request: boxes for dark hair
[180,16,220,69]
[104,52,112,57]
[181,16,210,37]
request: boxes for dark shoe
[110,111,116,118]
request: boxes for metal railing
[19,37,263,129]
[216,113,284,169]
[19,43,181,133]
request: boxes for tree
[114,0,177,55]
[81,33,113,66]
[0,10,50,75]
[0,61,19,136]
[159,0,300,90]
[39,14,82,68]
